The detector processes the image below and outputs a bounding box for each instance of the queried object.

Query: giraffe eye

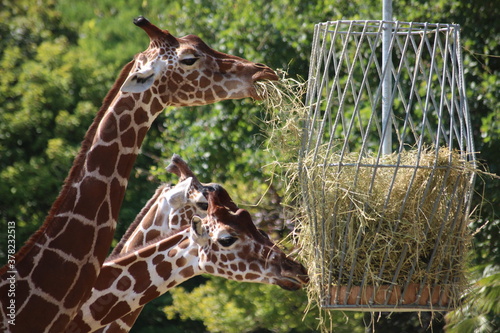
[180,57,198,66]
[196,202,209,211]
[218,236,238,247]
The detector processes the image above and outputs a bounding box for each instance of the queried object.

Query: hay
[297,148,474,302]
[255,76,308,162]
[256,78,478,311]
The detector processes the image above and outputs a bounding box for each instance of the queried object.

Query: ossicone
[133,16,178,46]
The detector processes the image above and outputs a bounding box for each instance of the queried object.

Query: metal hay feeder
[299,20,476,311]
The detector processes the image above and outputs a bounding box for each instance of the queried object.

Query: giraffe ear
[191,215,206,239]
[166,177,193,208]
[120,58,164,93]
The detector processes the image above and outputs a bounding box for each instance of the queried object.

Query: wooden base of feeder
[326,284,451,312]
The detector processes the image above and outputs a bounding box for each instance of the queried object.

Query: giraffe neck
[110,184,170,256]
[0,63,170,332]
[116,178,203,255]
[93,180,202,333]
[119,191,172,253]
[65,228,200,333]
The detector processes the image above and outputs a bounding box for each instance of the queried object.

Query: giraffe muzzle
[276,275,309,291]
[276,258,309,291]
[249,64,279,100]
[252,66,279,82]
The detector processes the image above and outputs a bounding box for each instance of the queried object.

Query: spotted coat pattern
[65,191,309,333]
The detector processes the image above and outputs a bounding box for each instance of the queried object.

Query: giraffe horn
[166,154,196,181]
[207,190,246,227]
[134,16,178,45]
[166,153,209,197]
[165,163,181,178]
[205,183,239,213]
[207,191,224,216]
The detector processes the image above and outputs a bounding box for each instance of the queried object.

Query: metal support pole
[382,0,393,155]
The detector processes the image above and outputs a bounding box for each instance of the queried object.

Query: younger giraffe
[99,154,237,332]
[0,17,278,332]
[114,177,206,255]
[65,190,309,332]
[110,154,226,256]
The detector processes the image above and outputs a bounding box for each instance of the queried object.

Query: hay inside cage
[297,147,474,309]
[257,75,477,311]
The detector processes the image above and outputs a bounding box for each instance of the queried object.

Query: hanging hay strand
[256,76,308,157]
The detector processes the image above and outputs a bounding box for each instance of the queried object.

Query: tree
[164,278,329,333]
[0,0,117,258]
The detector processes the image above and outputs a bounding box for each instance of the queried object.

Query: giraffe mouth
[277,276,308,291]
[251,68,279,100]
[275,257,310,291]
[252,67,279,82]
[276,269,310,291]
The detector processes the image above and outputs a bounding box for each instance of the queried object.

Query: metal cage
[299,21,476,311]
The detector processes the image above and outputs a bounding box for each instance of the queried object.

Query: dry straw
[256,77,479,312]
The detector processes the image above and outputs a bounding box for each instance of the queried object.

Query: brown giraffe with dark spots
[0,17,278,332]
[65,189,309,333]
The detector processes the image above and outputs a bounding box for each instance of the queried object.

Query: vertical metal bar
[382,0,393,154]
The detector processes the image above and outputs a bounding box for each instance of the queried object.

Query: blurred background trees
[1,0,498,331]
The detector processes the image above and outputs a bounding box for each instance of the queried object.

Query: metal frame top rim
[316,20,461,29]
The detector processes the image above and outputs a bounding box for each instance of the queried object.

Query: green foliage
[446,265,500,333]
[164,277,364,333]
[0,0,111,253]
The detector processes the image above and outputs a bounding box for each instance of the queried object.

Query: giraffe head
[115,155,229,255]
[161,176,209,230]
[193,191,309,291]
[167,154,307,289]
[166,153,239,212]
[120,16,279,106]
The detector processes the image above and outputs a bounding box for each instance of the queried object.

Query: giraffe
[113,177,206,255]
[165,154,238,214]
[65,189,309,333]
[0,17,278,332]
[98,154,237,332]
[110,154,231,257]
